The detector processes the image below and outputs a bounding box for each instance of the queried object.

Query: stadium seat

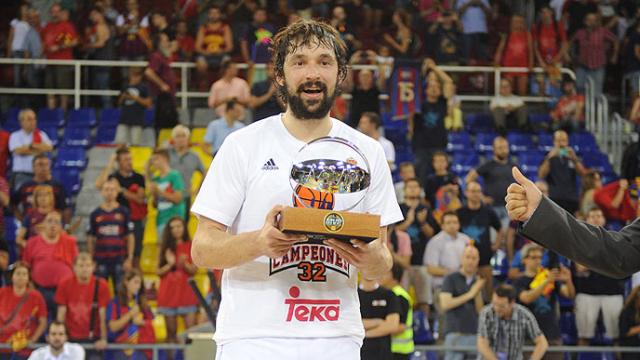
[157,128,173,147]
[100,108,121,127]
[67,108,97,127]
[40,126,59,147]
[474,132,497,155]
[517,151,545,177]
[464,113,494,133]
[95,126,117,144]
[537,132,554,153]
[191,128,207,144]
[54,147,87,169]
[37,108,65,128]
[582,152,613,174]
[178,108,190,125]
[140,243,158,274]
[570,131,598,154]
[191,146,213,170]
[395,149,415,166]
[3,107,20,132]
[451,152,479,177]
[506,132,534,154]
[144,108,155,127]
[447,131,472,152]
[384,128,410,151]
[192,108,216,128]
[129,146,153,174]
[52,167,81,195]
[560,311,577,345]
[528,113,551,130]
[62,127,92,148]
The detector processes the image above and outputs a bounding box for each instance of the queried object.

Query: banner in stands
[389,59,423,121]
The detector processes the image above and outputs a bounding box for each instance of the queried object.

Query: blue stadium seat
[528,113,551,129]
[52,167,81,195]
[447,131,472,152]
[518,151,545,177]
[144,108,155,127]
[3,107,20,132]
[570,131,598,154]
[37,108,65,128]
[537,132,554,153]
[40,126,59,147]
[451,151,479,177]
[54,147,87,169]
[506,132,535,154]
[474,132,497,155]
[582,152,613,174]
[62,127,92,148]
[576,353,615,360]
[465,113,494,133]
[395,149,415,165]
[385,128,410,150]
[67,108,97,127]
[95,126,117,144]
[560,311,577,345]
[100,108,121,127]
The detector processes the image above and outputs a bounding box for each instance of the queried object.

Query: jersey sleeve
[361,142,403,227]
[191,133,247,227]
[386,290,401,316]
[53,280,68,305]
[396,295,410,324]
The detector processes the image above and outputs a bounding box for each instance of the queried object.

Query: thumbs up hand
[505,167,542,222]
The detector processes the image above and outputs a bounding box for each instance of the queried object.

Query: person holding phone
[537,130,588,215]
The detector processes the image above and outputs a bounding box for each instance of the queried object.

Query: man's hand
[94,339,108,351]
[558,266,572,282]
[620,179,629,191]
[257,205,307,258]
[505,167,542,222]
[123,258,133,272]
[470,277,486,296]
[323,238,389,278]
[416,209,427,224]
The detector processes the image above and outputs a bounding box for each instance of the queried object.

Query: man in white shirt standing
[28,321,85,360]
[8,108,53,190]
[191,19,403,360]
[358,111,396,170]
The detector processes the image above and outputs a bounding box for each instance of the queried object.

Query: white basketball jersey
[191,114,403,345]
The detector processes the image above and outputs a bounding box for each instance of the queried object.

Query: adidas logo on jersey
[262,158,279,170]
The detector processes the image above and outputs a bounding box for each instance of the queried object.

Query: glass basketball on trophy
[278,137,381,243]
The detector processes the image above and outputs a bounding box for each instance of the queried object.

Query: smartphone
[559,147,568,157]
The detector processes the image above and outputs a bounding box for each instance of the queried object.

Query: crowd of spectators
[2,0,640,359]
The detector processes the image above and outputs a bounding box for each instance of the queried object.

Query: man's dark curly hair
[270,19,348,93]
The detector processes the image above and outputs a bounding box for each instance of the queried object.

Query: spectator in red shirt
[41,4,78,110]
[16,185,56,251]
[106,269,155,360]
[157,217,198,357]
[55,252,109,359]
[13,154,69,224]
[87,178,134,290]
[174,19,194,62]
[532,6,568,92]
[194,6,233,73]
[494,15,533,96]
[0,262,47,360]
[550,79,585,132]
[22,211,77,318]
[572,12,619,96]
[145,33,178,132]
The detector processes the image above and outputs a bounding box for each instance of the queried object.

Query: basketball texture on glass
[292,185,335,210]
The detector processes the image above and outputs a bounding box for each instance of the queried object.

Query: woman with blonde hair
[16,185,55,249]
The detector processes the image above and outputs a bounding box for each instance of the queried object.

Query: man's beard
[280,80,338,120]
[50,341,64,352]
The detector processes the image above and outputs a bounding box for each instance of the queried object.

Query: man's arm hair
[191,216,262,269]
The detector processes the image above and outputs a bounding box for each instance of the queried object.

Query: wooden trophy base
[279,206,381,243]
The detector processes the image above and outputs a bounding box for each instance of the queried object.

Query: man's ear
[275,72,285,87]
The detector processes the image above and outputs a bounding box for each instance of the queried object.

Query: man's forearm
[530,336,549,360]
[427,265,449,277]
[192,218,262,269]
[477,337,498,360]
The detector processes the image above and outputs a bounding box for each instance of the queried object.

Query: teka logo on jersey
[285,286,340,322]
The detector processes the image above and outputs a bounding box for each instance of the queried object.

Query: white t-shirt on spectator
[9,129,52,173]
[10,19,31,52]
[27,342,85,360]
[115,13,149,28]
[424,230,471,288]
[191,114,403,345]
[378,135,396,169]
[490,95,525,111]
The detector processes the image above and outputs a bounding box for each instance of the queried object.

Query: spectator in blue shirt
[204,100,245,155]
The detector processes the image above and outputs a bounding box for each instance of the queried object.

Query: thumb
[512,166,532,187]
[266,205,285,226]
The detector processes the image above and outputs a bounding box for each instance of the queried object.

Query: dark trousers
[492,107,528,134]
[132,219,145,259]
[36,285,57,322]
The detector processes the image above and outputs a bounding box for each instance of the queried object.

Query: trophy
[279,137,381,243]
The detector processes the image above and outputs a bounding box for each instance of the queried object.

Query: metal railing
[585,76,633,173]
[0,58,575,110]
[0,342,186,360]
